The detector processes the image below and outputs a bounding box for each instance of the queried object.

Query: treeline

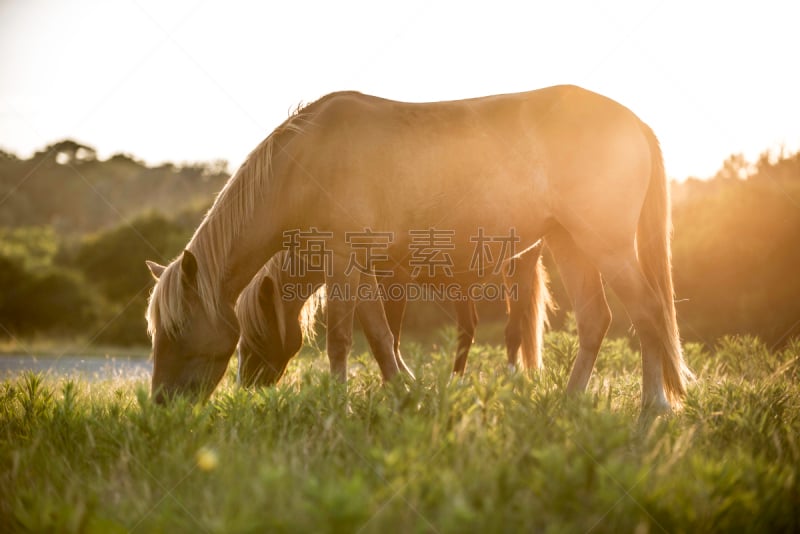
[0,140,228,233]
[670,151,800,346]
[0,140,217,344]
[1,140,798,347]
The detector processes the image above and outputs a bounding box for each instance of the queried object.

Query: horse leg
[325,254,360,382]
[452,296,478,375]
[587,245,672,411]
[381,289,415,378]
[546,228,611,393]
[354,273,401,381]
[504,256,524,369]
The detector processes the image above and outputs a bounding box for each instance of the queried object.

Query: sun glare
[0,1,798,180]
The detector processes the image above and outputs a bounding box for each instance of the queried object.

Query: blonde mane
[146,103,319,338]
[236,252,326,351]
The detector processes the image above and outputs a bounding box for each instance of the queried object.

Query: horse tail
[518,251,553,370]
[637,121,694,404]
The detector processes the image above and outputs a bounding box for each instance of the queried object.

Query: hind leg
[585,244,671,411]
[546,228,611,393]
[504,256,526,369]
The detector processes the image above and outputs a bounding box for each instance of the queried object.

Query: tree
[73,212,189,302]
[0,255,97,337]
[713,153,752,180]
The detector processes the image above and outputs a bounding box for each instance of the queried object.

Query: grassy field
[1,331,798,533]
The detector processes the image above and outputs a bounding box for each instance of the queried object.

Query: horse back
[283,86,652,250]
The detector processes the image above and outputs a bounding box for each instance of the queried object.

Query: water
[0,354,151,381]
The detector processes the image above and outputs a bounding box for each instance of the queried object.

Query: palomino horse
[146,85,693,411]
[235,244,550,387]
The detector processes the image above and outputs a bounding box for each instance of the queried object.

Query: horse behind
[235,245,550,387]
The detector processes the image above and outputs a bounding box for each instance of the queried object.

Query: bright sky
[1,0,798,180]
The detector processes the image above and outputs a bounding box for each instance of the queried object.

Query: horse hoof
[639,400,672,424]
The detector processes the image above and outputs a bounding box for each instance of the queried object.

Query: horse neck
[185,110,318,315]
[277,256,325,331]
[189,203,285,312]
[280,294,306,339]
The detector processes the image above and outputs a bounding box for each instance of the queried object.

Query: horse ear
[146,260,166,280]
[181,249,198,286]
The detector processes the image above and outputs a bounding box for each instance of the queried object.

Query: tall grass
[1,332,798,533]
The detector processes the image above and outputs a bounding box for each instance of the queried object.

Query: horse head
[146,250,239,403]
[237,272,304,387]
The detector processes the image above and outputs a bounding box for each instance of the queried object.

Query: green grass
[1,332,799,533]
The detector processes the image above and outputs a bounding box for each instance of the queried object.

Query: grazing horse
[235,244,550,387]
[235,256,414,387]
[146,85,693,411]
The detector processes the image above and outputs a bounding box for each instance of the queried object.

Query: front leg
[452,296,478,375]
[379,279,414,379]
[355,273,401,381]
[326,253,359,382]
